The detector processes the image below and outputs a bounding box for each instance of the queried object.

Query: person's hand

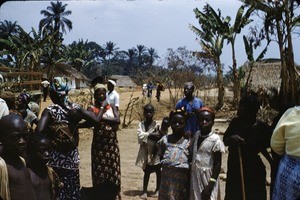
[231,135,246,145]
[201,181,214,200]
[184,131,191,139]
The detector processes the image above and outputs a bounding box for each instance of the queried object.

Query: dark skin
[197,111,222,200]
[78,87,120,130]
[107,82,119,110]
[183,83,195,102]
[167,113,186,144]
[0,115,36,200]
[27,137,53,200]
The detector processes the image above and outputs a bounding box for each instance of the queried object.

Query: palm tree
[122,48,137,74]
[136,45,147,68]
[104,41,119,62]
[190,4,226,110]
[0,20,21,51]
[39,0,72,77]
[146,47,160,68]
[222,5,254,105]
[39,0,72,39]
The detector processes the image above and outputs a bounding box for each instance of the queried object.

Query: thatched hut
[107,75,137,89]
[241,60,282,93]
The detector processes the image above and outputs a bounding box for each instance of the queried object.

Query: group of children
[136,103,224,200]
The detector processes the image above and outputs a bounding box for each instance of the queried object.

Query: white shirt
[106,90,120,107]
[41,80,50,88]
[0,98,9,119]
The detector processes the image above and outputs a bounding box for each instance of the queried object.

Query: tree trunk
[216,57,224,110]
[231,40,240,107]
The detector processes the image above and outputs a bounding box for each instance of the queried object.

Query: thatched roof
[52,63,90,82]
[107,75,137,88]
[241,60,282,92]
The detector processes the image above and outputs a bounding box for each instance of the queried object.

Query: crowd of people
[0,78,298,200]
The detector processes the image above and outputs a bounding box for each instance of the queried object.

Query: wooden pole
[238,145,246,200]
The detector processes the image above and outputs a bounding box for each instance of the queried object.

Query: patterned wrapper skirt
[272,154,300,200]
[92,129,121,199]
[158,166,189,200]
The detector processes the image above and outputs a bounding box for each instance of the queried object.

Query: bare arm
[35,109,51,134]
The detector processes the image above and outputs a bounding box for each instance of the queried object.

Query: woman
[223,95,270,200]
[79,83,121,199]
[35,77,83,200]
[271,106,300,200]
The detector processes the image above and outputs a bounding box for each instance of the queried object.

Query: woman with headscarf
[79,83,121,199]
[35,77,83,200]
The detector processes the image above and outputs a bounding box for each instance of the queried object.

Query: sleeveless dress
[90,105,121,199]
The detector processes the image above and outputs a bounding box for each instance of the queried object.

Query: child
[0,114,36,200]
[190,107,225,200]
[136,104,164,199]
[157,109,191,200]
[27,133,63,200]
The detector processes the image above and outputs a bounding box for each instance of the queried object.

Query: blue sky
[0,0,297,72]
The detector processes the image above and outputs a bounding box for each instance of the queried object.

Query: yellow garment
[271,106,300,156]
[0,157,10,200]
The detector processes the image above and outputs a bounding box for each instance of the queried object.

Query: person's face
[184,84,194,97]
[32,138,52,164]
[170,113,186,133]
[198,111,214,134]
[49,90,67,106]
[4,119,28,155]
[94,88,106,105]
[107,82,114,91]
[144,107,154,121]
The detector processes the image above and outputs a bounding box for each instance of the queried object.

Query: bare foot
[140,192,147,199]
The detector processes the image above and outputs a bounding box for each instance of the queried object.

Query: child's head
[169,109,187,134]
[0,114,28,156]
[143,104,154,121]
[197,107,215,135]
[161,117,170,131]
[27,133,52,165]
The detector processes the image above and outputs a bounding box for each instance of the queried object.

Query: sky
[0,0,298,72]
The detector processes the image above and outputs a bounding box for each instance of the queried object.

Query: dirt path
[40,88,271,200]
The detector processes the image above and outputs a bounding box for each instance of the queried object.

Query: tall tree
[104,41,119,62]
[136,45,147,68]
[190,4,226,110]
[222,5,254,105]
[145,47,160,68]
[0,20,21,51]
[39,0,72,77]
[241,0,300,105]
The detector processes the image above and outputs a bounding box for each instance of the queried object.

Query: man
[41,79,50,102]
[175,82,204,136]
[106,79,120,109]
[0,98,9,119]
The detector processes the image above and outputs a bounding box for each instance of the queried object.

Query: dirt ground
[40,87,271,200]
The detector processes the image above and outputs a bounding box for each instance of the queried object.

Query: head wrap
[93,83,106,92]
[50,77,69,105]
[198,106,215,120]
[108,79,116,86]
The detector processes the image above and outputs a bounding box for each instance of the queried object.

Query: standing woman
[79,83,121,199]
[35,77,83,200]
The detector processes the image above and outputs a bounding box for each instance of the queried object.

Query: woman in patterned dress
[35,77,83,200]
[79,83,121,199]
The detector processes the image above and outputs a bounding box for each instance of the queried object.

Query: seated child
[0,114,36,200]
[27,133,63,200]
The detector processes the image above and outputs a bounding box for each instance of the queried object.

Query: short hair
[0,114,24,142]
[143,104,154,111]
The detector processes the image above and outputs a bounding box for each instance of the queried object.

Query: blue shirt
[175,97,204,135]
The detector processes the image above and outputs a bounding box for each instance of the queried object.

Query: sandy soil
[40,88,271,200]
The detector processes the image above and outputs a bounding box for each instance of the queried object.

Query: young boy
[27,133,63,200]
[136,104,165,199]
[0,114,36,200]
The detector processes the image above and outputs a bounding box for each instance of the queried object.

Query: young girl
[135,104,163,199]
[190,107,225,200]
[157,109,191,200]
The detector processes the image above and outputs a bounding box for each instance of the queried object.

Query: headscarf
[198,106,215,120]
[93,83,106,92]
[50,77,69,105]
